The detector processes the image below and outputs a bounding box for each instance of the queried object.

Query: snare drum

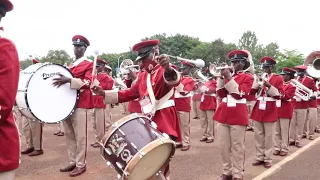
[15,63,79,123]
[101,113,176,180]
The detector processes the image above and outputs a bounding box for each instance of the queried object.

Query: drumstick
[91,50,100,87]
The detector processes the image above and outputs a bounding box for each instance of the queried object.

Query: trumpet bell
[304,51,320,78]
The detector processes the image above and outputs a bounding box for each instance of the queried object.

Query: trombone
[164,55,205,68]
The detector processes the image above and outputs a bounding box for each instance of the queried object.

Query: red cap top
[32,59,40,64]
[282,67,296,73]
[295,65,308,70]
[228,50,249,60]
[96,58,107,65]
[72,35,90,47]
[182,61,194,68]
[260,56,277,64]
[1,0,13,12]
[132,39,160,52]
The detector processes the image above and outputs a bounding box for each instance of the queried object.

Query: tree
[238,31,259,55]
[41,50,72,65]
[19,59,33,70]
[275,49,304,73]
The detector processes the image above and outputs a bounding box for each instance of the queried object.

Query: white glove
[199,85,208,93]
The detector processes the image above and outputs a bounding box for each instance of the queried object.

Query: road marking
[252,135,320,180]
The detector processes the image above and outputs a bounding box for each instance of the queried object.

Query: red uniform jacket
[117,65,182,140]
[192,83,202,101]
[213,72,254,126]
[128,73,142,113]
[93,72,114,108]
[174,75,195,112]
[294,76,317,109]
[0,31,20,172]
[69,58,94,109]
[199,79,217,111]
[250,74,284,122]
[277,82,296,119]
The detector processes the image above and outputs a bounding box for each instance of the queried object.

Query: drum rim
[101,113,147,146]
[123,138,175,180]
[23,62,80,124]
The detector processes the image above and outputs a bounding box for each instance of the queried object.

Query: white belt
[174,91,193,98]
[222,95,246,104]
[157,99,175,110]
[205,93,216,97]
[257,97,276,101]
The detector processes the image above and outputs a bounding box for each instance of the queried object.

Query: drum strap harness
[146,73,174,117]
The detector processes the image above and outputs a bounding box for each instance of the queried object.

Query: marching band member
[192,87,201,119]
[302,72,318,140]
[121,64,142,113]
[90,58,114,148]
[214,50,254,180]
[251,56,283,168]
[21,59,44,156]
[199,72,216,143]
[174,61,195,151]
[289,65,315,147]
[316,81,320,133]
[246,85,256,132]
[54,122,64,136]
[274,67,296,156]
[92,39,181,180]
[0,1,20,179]
[53,35,93,177]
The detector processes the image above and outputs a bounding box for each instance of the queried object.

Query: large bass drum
[15,63,79,123]
[100,113,176,180]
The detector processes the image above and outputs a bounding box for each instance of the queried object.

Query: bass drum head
[125,139,175,180]
[16,63,45,120]
[26,63,78,123]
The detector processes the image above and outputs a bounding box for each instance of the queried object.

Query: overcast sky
[2,0,319,60]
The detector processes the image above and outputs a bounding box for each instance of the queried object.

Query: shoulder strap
[146,73,174,115]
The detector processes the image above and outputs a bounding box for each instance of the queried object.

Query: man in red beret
[90,58,114,148]
[289,65,317,147]
[198,67,217,144]
[213,50,254,180]
[273,67,296,156]
[0,0,20,179]
[250,56,284,168]
[119,60,142,114]
[52,35,93,177]
[174,61,196,151]
[92,39,181,179]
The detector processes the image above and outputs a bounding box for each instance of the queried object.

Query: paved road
[264,140,320,180]
[15,105,319,180]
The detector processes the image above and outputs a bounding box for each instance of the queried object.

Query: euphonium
[291,79,313,101]
[194,69,209,82]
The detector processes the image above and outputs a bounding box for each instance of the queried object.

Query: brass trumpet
[209,64,234,77]
[257,73,269,86]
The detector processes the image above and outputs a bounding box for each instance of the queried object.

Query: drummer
[92,39,181,180]
[52,35,93,177]
[21,59,44,157]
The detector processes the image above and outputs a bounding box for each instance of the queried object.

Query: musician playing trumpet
[213,50,254,180]
[274,67,296,156]
[250,56,284,168]
[290,65,318,144]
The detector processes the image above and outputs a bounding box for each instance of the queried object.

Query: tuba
[119,59,139,74]
[291,79,313,101]
[304,51,320,78]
